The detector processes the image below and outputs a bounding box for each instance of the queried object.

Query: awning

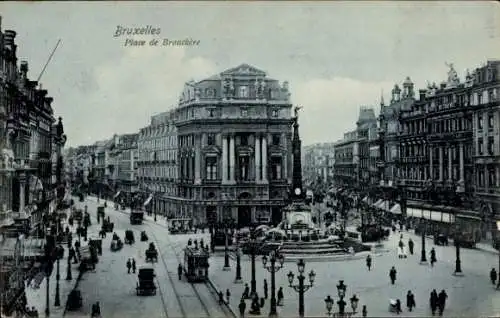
[406,208,455,223]
[362,196,369,203]
[113,191,121,199]
[143,194,153,206]
[390,204,401,215]
[380,201,391,212]
[373,199,383,208]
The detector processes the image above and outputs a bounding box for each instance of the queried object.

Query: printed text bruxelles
[114,25,161,37]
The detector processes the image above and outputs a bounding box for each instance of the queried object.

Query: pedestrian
[218,290,225,305]
[242,283,250,299]
[430,289,438,315]
[69,247,75,263]
[178,263,183,280]
[126,259,132,274]
[132,259,136,273]
[362,305,367,317]
[239,298,246,317]
[263,279,268,299]
[430,248,437,267]
[226,289,231,304]
[408,238,414,255]
[395,299,402,314]
[389,266,397,285]
[438,290,447,316]
[259,297,265,308]
[406,290,416,312]
[366,254,372,271]
[277,287,284,306]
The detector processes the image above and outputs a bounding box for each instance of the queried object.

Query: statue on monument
[294,106,302,118]
[445,62,459,85]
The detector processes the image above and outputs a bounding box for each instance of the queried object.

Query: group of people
[24,306,39,317]
[390,290,416,314]
[126,258,137,274]
[236,281,285,317]
[430,289,448,316]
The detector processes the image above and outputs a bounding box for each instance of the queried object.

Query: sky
[2,1,499,147]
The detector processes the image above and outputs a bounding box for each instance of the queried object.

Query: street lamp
[234,244,242,283]
[223,222,231,271]
[245,228,260,297]
[325,281,359,317]
[453,221,463,276]
[287,259,316,318]
[54,245,62,307]
[262,251,285,317]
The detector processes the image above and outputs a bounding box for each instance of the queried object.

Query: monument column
[261,135,268,183]
[255,135,261,182]
[222,135,228,183]
[229,135,235,183]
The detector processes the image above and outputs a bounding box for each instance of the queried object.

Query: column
[448,145,453,180]
[282,133,288,180]
[194,135,201,185]
[485,165,489,190]
[261,136,268,183]
[19,173,26,213]
[229,135,235,183]
[222,136,228,183]
[439,146,443,181]
[459,143,464,182]
[255,136,261,182]
[429,145,433,180]
[495,166,499,187]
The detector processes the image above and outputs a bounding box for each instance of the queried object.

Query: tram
[183,246,210,283]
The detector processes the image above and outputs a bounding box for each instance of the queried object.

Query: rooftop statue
[445,62,460,86]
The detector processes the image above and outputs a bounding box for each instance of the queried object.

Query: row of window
[139,149,177,162]
[477,113,497,130]
[140,125,175,138]
[476,167,499,188]
[137,166,178,179]
[477,136,497,156]
[398,166,470,182]
[140,182,177,196]
[426,87,498,112]
[138,136,177,151]
[400,144,474,160]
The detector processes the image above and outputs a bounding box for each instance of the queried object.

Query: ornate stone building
[137,110,177,215]
[116,133,138,197]
[356,107,378,192]
[333,130,359,190]
[470,60,500,241]
[303,142,335,188]
[170,64,293,227]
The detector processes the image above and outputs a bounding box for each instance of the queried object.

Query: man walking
[366,255,372,271]
[126,259,132,274]
[178,264,183,280]
[132,258,136,274]
[389,266,397,285]
[408,238,414,255]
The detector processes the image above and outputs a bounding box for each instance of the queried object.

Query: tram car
[183,246,210,283]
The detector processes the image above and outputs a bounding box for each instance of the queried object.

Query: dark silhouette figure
[132,259,136,273]
[263,279,268,299]
[430,248,437,267]
[226,289,231,304]
[395,299,402,314]
[178,264,183,280]
[490,268,497,285]
[406,290,416,312]
[277,287,284,306]
[430,289,438,315]
[218,291,225,305]
[389,266,397,284]
[366,255,372,271]
[438,290,447,316]
[362,305,367,317]
[126,259,131,274]
[408,238,414,255]
[239,298,246,317]
[242,283,250,299]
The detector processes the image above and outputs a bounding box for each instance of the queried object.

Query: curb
[206,278,238,318]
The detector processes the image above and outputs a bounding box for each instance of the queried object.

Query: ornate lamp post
[223,221,231,271]
[44,228,55,317]
[453,222,463,276]
[54,245,62,306]
[287,259,316,318]
[234,244,242,283]
[65,253,72,281]
[246,228,260,297]
[325,287,359,318]
[262,251,285,317]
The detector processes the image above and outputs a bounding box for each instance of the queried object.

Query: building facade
[470,60,500,241]
[333,130,359,190]
[137,110,178,215]
[117,133,139,196]
[168,64,293,227]
[303,142,335,188]
[356,107,378,192]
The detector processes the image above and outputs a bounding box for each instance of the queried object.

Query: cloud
[68,45,217,145]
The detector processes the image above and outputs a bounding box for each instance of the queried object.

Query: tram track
[147,223,215,318]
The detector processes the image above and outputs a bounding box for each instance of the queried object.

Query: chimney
[440,82,446,89]
[419,89,426,100]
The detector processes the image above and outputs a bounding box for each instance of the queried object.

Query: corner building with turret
[170,64,294,227]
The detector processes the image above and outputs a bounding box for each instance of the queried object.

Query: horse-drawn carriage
[80,245,98,271]
[145,243,158,262]
[125,230,135,245]
[136,266,157,296]
[183,245,210,282]
[140,231,148,242]
[111,233,123,251]
[89,237,103,255]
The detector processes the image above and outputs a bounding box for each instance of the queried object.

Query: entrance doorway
[271,207,282,226]
[206,206,217,225]
[237,206,252,228]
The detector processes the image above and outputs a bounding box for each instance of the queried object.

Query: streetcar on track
[183,246,209,282]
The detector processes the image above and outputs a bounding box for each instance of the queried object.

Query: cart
[145,243,158,262]
[140,231,148,242]
[136,266,157,296]
[125,230,135,245]
[183,245,210,282]
[130,210,144,225]
[89,237,103,255]
[102,219,114,233]
[111,238,123,251]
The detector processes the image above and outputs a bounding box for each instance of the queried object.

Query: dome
[403,76,413,85]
